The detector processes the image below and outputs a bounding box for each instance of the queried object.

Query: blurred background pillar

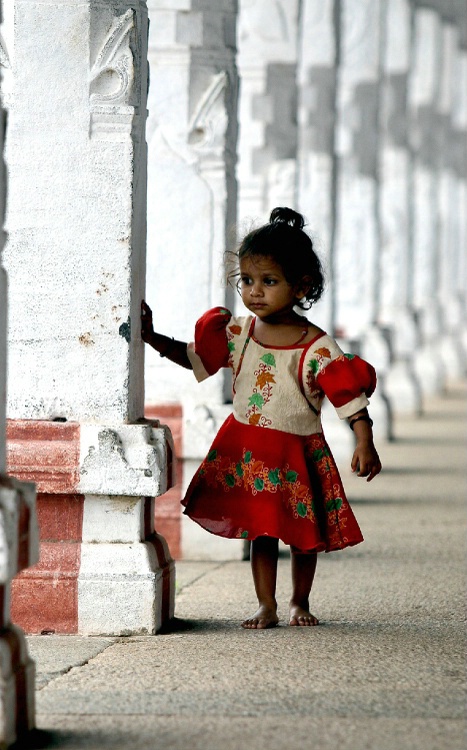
[236,0,300,226]
[296,0,337,335]
[378,0,421,414]
[409,9,445,396]
[333,0,390,439]
[145,0,240,560]
[436,23,466,377]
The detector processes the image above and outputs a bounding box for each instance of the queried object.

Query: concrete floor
[24,382,466,750]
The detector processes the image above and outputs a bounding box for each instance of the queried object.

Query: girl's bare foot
[289,603,319,626]
[242,604,279,629]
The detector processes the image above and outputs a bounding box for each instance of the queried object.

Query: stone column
[334,0,390,439]
[237,0,300,225]
[296,0,337,334]
[436,24,466,376]
[2,0,174,634]
[453,51,467,360]
[409,8,445,395]
[145,1,240,560]
[334,0,381,338]
[0,0,39,741]
[378,0,421,413]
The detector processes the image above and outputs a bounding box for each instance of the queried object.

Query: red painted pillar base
[145,404,183,559]
[7,418,175,635]
[7,421,82,634]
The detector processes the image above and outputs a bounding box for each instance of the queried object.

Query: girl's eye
[263,278,277,286]
[240,276,252,286]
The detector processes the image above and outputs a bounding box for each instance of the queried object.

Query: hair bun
[269,207,305,230]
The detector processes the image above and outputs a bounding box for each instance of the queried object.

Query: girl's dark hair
[229,207,324,309]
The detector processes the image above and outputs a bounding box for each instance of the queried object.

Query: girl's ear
[295,276,312,301]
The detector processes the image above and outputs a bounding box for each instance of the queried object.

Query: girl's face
[238,255,306,322]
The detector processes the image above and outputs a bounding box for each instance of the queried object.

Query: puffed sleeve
[317,353,377,419]
[186,307,232,382]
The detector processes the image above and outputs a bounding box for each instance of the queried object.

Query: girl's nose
[250,282,263,297]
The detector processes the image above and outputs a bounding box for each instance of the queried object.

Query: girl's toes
[289,606,319,626]
[242,618,258,629]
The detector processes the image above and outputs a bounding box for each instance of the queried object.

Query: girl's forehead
[240,255,284,275]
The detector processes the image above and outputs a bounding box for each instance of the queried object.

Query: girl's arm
[347,409,382,482]
[141,300,193,370]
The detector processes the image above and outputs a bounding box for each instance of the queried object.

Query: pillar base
[385,360,422,415]
[78,535,174,636]
[7,420,175,635]
[0,624,35,747]
[413,345,446,397]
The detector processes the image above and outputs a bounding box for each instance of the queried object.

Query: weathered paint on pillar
[0,1,39,740]
[3,0,175,634]
[4,0,147,423]
[237,0,300,226]
[145,1,241,560]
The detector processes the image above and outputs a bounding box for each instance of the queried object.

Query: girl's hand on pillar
[141,300,154,343]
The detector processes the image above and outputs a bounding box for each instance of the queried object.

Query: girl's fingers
[351,452,359,473]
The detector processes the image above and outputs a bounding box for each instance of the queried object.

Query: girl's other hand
[351,441,382,482]
[141,300,154,343]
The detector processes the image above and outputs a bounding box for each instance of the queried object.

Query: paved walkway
[23,383,466,750]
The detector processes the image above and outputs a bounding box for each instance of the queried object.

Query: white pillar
[145,0,238,405]
[409,9,445,395]
[145,0,241,560]
[436,25,465,377]
[296,0,336,334]
[452,51,467,361]
[3,0,174,635]
[334,0,390,439]
[237,0,300,227]
[334,0,381,338]
[378,0,421,413]
[1,1,39,741]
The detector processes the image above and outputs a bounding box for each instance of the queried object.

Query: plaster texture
[2,0,148,424]
[24,383,467,749]
[78,422,173,497]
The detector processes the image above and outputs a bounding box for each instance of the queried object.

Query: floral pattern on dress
[305,346,331,400]
[304,434,356,549]
[195,433,354,538]
[197,445,318,523]
[245,353,277,427]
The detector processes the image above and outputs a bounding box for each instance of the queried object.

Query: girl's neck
[253,314,320,347]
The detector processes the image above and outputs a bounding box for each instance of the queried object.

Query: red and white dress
[183,307,377,553]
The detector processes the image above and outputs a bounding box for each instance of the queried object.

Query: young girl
[141,207,381,630]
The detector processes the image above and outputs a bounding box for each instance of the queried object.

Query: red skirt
[182,415,363,553]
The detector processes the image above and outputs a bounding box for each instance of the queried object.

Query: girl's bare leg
[289,550,319,626]
[242,536,280,629]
